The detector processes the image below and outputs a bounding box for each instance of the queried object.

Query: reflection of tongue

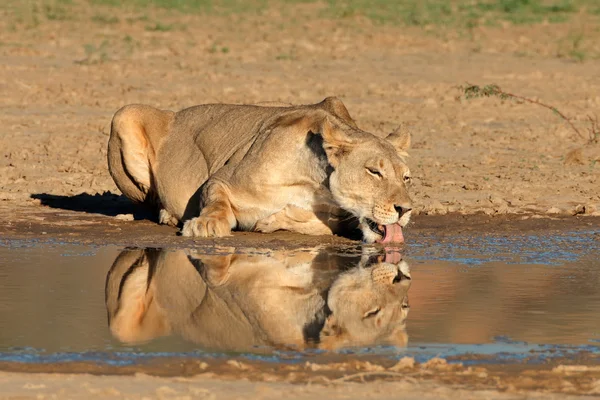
[381,223,404,244]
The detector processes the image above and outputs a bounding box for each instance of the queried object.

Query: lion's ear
[317,97,358,129]
[312,116,356,168]
[386,125,411,154]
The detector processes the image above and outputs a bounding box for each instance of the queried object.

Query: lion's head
[297,106,413,243]
[320,257,411,349]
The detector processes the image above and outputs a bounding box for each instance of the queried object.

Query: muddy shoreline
[1,198,598,249]
[1,353,600,397]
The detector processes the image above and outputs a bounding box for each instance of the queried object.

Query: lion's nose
[394,205,412,218]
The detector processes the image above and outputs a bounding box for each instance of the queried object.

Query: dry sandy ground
[1,2,600,398]
[1,2,600,222]
[0,371,596,400]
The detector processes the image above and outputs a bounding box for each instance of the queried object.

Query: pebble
[114,214,134,221]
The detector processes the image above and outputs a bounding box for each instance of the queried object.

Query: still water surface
[0,230,598,364]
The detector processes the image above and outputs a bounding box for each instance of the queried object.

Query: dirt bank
[1,355,600,399]
[1,2,599,226]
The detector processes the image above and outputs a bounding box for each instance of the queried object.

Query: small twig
[307,375,332,386]
[459,83,593,143]
[587,114,600,143]
[330,371,419,384]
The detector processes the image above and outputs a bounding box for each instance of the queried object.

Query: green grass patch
[145,22,174,31]
[2,0,599,29]
[88,0,269,14]
[208,42,230,53]
[42,0,73,21]
[77,39,111,64]
[85,0,598,28]
[322,0,593,27]
[91,13,119,23]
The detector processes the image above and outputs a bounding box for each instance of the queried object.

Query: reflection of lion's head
[320,260,411,349]
[105,247,411,352]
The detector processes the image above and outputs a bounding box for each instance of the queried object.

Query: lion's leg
[180,182,236,238]
[254,206,335,236]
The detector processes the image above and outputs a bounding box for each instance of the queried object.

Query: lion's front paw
[181,216,232,238]
[159,209,179,227]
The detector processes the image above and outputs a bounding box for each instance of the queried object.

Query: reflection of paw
[158,209,179,227]
[181,216,232,238]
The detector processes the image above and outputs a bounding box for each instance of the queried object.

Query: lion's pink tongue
[381,223,404,244]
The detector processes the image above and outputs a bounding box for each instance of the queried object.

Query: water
[0,230,599,366]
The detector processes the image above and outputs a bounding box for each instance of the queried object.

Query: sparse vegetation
[76,39,110,65]
[3,0,599,29]
[208,42,230,54]
[557,32,588,62]
[458,83,600,144]
[42,0,72,21]
[91,13,119,24]
[275,51,296,61]
[319,0,595,28]
[145,22,174,31]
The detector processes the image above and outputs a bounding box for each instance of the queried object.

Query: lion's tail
[107,104,173,207]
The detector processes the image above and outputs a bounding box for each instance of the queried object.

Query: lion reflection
[104,247,411,352]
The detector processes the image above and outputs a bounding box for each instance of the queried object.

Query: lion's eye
[403,175,412,183]
[366,168,383,178]
[363,307,381,319]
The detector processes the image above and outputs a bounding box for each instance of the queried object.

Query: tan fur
[107,97,412,242]
[105,247,411,351]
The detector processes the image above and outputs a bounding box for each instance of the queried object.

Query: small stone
[389,357,415,371]
[361,361,385,372]
[564,148,586,165]
[496,204,511,214]
[546,207,562,214]
[489,194,507,206]
[115,214,134,221]
[421,357,461,371]
[0,192,17,201]
[573,204,586,215]
[430,200,447,215]
[226,360,250,370]
[462,182,480,191]
[197,362,208,370]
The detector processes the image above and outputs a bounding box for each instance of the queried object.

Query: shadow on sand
[30,192,154,221]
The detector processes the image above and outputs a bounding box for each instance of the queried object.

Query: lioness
[105,247,412,351]
[107,97,412,243]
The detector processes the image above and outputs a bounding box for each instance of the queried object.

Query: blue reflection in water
[408,230,600,265]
